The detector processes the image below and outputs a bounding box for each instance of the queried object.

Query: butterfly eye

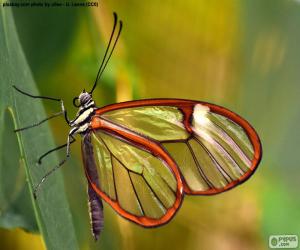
[73,97,81,107]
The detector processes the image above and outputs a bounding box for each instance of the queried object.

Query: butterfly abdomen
[88,184,104,241]
[82,133,104,240]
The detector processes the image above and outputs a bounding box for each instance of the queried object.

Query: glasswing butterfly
[13,12,262,240]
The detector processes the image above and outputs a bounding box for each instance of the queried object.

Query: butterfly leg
[12,85,71,130]
[14,111,64,132]
[37,136,76,165]
[33,134,75,199]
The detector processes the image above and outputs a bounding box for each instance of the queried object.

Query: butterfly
[14,12,262,241]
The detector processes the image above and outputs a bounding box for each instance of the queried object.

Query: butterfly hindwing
[82,116,183,227]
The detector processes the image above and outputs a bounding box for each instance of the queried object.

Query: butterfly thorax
[69,91,96,135]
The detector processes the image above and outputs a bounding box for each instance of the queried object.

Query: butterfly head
[73,90,94,108]
[79,90,92,105]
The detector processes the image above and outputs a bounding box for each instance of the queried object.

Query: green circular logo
[271,237,278,246]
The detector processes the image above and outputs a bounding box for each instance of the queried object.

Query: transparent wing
[82,123,183,227]
[95,99,262,195]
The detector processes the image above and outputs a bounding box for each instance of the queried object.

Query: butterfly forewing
[95,99,262,197]
[102,106,189,141]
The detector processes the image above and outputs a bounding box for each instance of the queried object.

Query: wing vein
[192,136,232,183]
[143,176,168,210]
[186,140,214,188]
[208,116,252,166]
[193,132,245,177]
[98,133,145,215]
[128,171,146,216]
[97,134,119,202]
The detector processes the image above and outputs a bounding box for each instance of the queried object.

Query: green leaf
[0,107,37,232]
[0,7,79,250]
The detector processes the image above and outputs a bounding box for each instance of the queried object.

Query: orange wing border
[94,98,262,196]
[85,116,184,227]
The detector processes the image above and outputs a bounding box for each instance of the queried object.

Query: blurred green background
[1,0,300,249]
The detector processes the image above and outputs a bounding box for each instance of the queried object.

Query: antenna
[90,12,123,94]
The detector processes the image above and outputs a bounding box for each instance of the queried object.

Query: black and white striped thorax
[69,91,97,135]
